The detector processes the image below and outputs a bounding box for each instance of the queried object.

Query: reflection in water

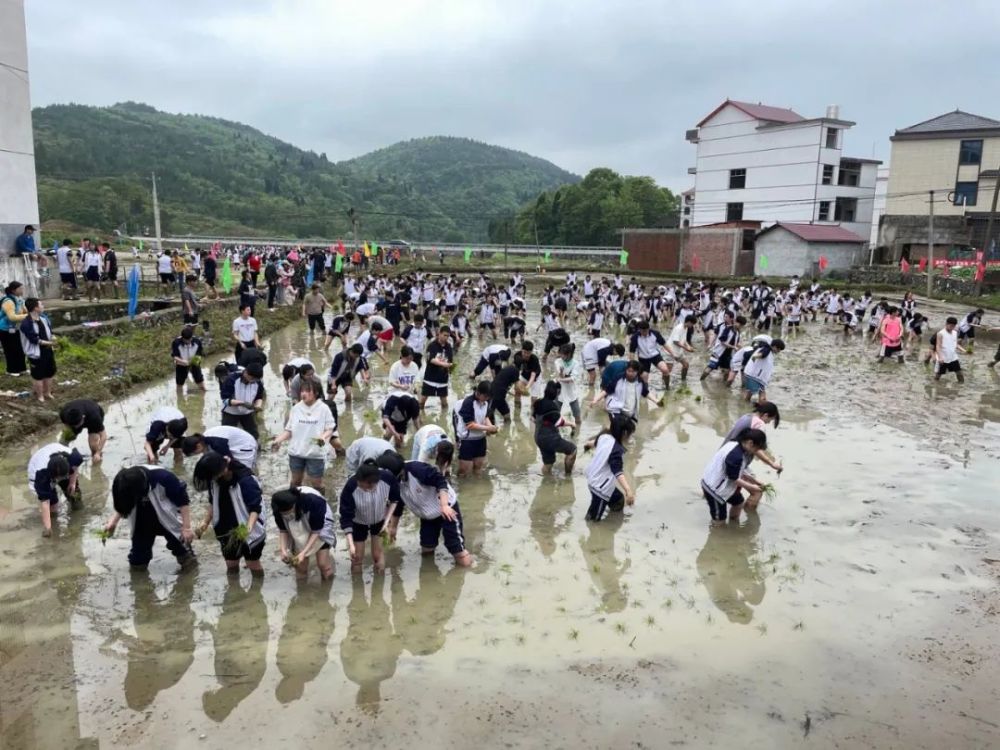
[274,583,336,704]
[695,512,765,624]
[202,579,268,721]
[123,570,197,710]
[340,576,402,712]
[579,513,629,613]
[391,557,465,657]
[529,476,574,558]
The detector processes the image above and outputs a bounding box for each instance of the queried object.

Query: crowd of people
[20,261,998,581]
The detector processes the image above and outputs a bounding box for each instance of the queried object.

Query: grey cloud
[25,0,1000,192]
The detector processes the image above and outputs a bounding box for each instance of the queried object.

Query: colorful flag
[334,252,343,272]
[818,255,829,270]
[464,247,473,263]
[691,254,701,271]
[127,264,140,320]
[544,250,552,263]
[758,254,769,270]
[306,264,315,286]
[138,239,144,251]
[619,249,629,267]
[221,258,233,293]
[900,258,911,274]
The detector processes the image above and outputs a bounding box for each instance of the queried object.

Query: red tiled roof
[697,99,804,127]
[758,222,864,243]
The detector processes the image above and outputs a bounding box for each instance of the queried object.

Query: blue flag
[127,264,140,319]
[306,263,315,286]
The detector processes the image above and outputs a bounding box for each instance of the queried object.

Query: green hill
[32,102,579,242]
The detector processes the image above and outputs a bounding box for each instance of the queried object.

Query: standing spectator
[231,304,260,362]
[56,239,78,300]
[171,250,189,295]
[238,270,257,315]
[203,250,219,300]
[302,283,329,335]
[264,256,280,310]
[14,224,36,257]
[157,251,175,296]
[82,243,104,301]
[0,281,29,376]
[102,242,120,299]
[182,275,202,329]
[19,298,57,402]
[247,250,262,286]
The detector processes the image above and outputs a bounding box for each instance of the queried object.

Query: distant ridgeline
[32,102,580,242]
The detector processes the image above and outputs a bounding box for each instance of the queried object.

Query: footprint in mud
[849,563,878,575]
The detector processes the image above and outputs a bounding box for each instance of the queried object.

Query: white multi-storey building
[687,99,880,242]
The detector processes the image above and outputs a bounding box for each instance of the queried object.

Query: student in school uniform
[272,487,336,581]
[20,298,58,403]
[193,451,267,575]
[327,343,367,402]
[220,361,266,439]
[102,465,196,569]
[957,309,984,352]
[382,391,422,448]
[629,320,674,390]
[584,415,636,521]
[281,358,316,401]
[378,451,473,567]
[470,343,511,380]
[934,316,967,383]
[182,425,259,469]
[700,428,768,525]
[323,311,355,351]
[171,325,206,391]
[27,442,84,537]
[411,424,454,470]
[59,398,108,461]
[553,343,583,427]
[339,463,402,573]
[400,314,430,368]
[452,380,498,476]
[344,436,396,475]
[532,380,577,475]
[741,338,785,403]
[582,338,624,386]
[231,305,261,363]
[388,346,420,394]
[419,326,455,412]
[143,406,189,464]
[270,378,336,490]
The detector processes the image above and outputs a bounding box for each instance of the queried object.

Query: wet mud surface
[1,307,999,749]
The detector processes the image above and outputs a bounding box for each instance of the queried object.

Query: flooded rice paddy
[2,306,1000,749]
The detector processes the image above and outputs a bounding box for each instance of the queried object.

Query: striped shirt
[339,469,401,528]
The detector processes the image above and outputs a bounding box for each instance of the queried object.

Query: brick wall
[622,230,680,272]
[680,230,740,275]
[622,228,742,275]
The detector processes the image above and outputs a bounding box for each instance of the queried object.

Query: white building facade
[0,0,39,253]
[687,100,879,242]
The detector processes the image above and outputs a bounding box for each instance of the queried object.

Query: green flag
[334,252,343,272]
[464,247,473,263]
[544,250,552,263]
[138,239,143,251]
[221,257,233,293]
[758,254,769,270]
[619,249,629,267]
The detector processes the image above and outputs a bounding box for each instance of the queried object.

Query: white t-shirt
[937,329,959,363]
[157,254,173,273]
[668,322,687,347]
[389,360,420,393]
[57,246,73,274]
[232,316,258,343]
[554,357,581,403]
[284,400,336,459]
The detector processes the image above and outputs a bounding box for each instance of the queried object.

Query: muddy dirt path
[1,307,999,749]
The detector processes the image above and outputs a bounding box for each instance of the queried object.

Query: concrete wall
[877,214,968,261]
[755,229,864,277]
[0,0,39,255]
[886,135,1000,215]
[870,166,890,245]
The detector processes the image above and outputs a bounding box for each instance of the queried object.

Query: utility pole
[975,172,1000,296]
[151,172,163,253]
[347,207,360,257]
[926,190,934,298]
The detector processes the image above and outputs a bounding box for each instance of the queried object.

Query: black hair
[46,453,71,480]
[626,359,642,372]
[166,418,188,439]
[946,316,958,325]
[349,343,363,355]
[752,402,780,428]
[112,466,149,517]
[543,380,561,400]
[559,342,575,358]
[300,378,324,400]
[4,281,23,295]
[24,297,41,313]
[193,451,227,492]
[355,463,380,484]
[735,315,748,326]
[375,449,405,476]
[271,488,303,519]
[612,343,626,356]
[244,362,264,379]
[736,427,767,450]
[521,340,534,352]
[436,440,454,467]
[605,414,637,444]
[475,380,493,397]
[770,338,786,352]
[281,364,296,381]
[214,362,231,380]
[400,345,413,358]
[62,407,84,427]
[181,434,205,456]
[180,326,194,340]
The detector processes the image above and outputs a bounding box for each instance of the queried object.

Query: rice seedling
[189,355,203,368]
[223,523,249,556]
[645,615,656,627]
[59,427,76,445]
[756,623,768,636]
[515,634,526,646]
[93,528,112,545]
[568,628,579,640]
[760,483,778,502]
[793,620,805,631]
[663,598,674,609]
[614,622,627,634]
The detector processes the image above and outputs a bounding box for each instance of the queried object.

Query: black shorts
[307,313,324,331]
[175,364,205,385]
[85,267,100,282]
[958,328,975,340]
[218,535,265,562]
[28,349,56,380]
[60,272,77,287]
[479,322,496,330]
[183,314,199,326]
[786,320,800,328]
[536,429,576,465]
[703,487,743,521]
[638,354,663,373]
[421,383,448,398]
[332,373,354,389]
[458,438,487,461]
[350,519,385,542]
[387,418,410,435]
[159,272,175,284]
[880,344,903,357]
[937,360,961,374]
[106,270,119,281]
[488,395,511,419]
[418,503,465,554]
[205,275,217,287]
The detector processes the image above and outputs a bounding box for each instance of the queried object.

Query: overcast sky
[24,0,1000,192]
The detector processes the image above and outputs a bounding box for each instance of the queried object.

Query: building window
[838,160,861,187]
[726,202,744,222]
[741,229,755,252]
[822,165,834,185]
[683,206,690,215]
[729,168,746,189]
[834,197,857,222]
[954,181,978,206]
[825,128,839,148]
[818,201,831,221]
[959,140,983,165]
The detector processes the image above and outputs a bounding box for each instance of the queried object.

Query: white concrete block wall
[756,230,863,277]
[0,0,40,254]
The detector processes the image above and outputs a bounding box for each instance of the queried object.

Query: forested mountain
[32,102,578,241]
[489,167,679,246]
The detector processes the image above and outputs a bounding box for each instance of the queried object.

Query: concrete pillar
[0,0,40,253]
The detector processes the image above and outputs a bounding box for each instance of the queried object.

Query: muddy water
[2,308,1000,749]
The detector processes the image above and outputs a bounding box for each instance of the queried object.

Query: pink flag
[818,255,828,270]
[691,254,701,271]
